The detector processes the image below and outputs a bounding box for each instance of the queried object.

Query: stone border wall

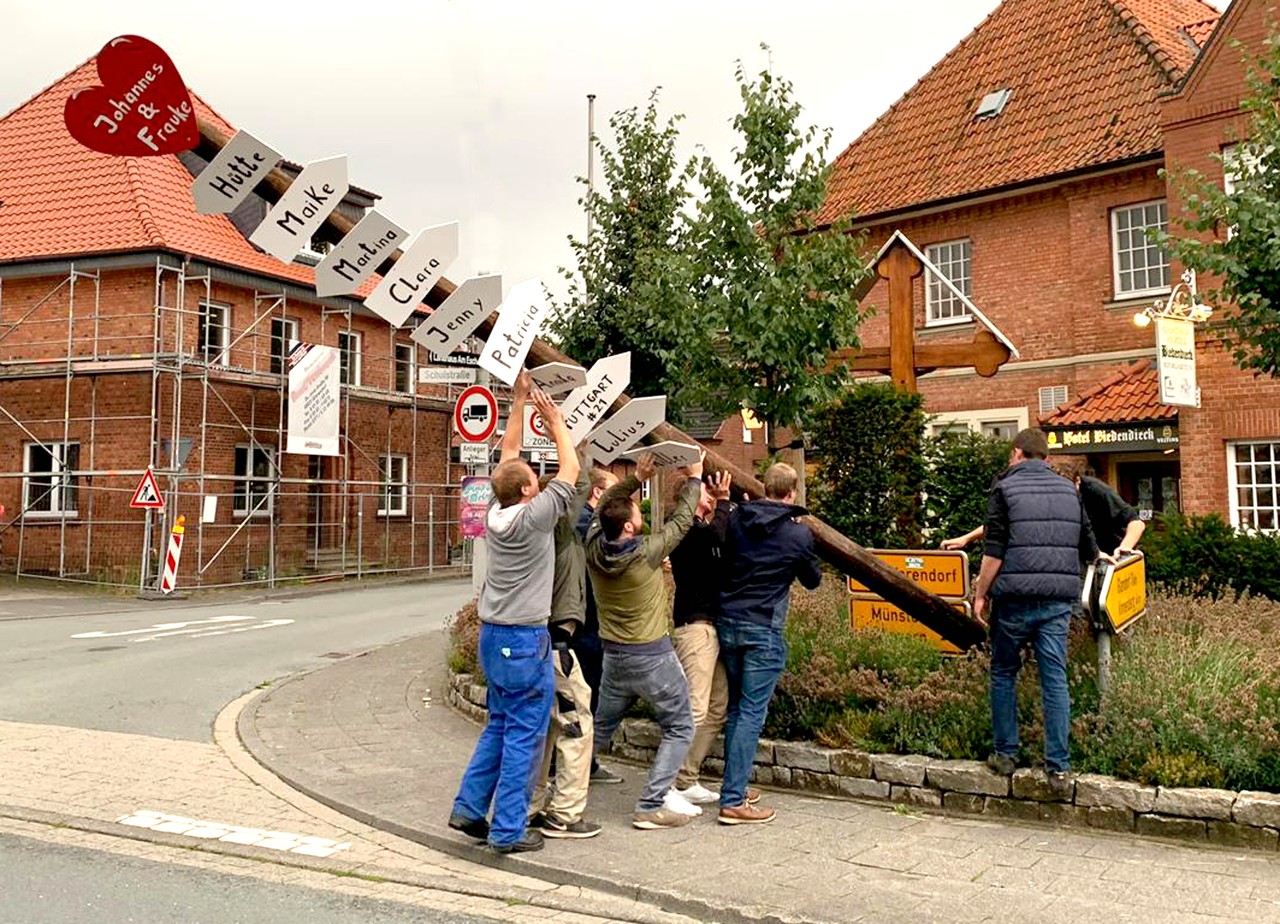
[447,671,1280,852]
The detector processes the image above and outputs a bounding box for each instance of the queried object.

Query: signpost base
[1096,629,1112,696]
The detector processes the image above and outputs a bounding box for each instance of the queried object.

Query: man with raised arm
[585,451,703,830]
[448,371,580,855]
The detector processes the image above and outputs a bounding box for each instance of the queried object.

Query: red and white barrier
[160,514,186,595]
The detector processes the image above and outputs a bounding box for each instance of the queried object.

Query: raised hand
[635,451,657,483]
[530,387,563,427]
[708,469,732,500]
[513,369,532,400]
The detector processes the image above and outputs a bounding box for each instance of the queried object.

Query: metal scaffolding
[0,255,469,591]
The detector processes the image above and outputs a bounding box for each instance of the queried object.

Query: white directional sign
[250,156,349,263]
[620,440,701,469]
[418,366,477,385]
[584,396,666,464]
[523,405,556,452]
[365,222,460,328]
[191,130,282,214]
[562,352,632,443]
[530,362,586,397]
[479,278,551,386]
[314,210,407,297]
[411,274,501,359]
[459,442,490,465]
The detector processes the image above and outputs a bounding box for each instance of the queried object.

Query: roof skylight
[975,88,1012,120]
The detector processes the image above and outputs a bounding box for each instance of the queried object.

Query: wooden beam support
[829,329,1011,378]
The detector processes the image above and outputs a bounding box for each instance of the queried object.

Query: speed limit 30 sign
[454,385,498,442]
[524,404,555,452]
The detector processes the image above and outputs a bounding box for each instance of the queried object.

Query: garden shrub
[1144,512,1280,601]
[921,429,1011,558]
[448,597,481,679]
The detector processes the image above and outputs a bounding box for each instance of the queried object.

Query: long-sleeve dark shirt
[669,500,733,627]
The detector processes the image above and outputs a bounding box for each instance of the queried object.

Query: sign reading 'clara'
[64,35,197,157]
[365,223,460,328]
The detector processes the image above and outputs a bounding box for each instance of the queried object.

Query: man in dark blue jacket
[716,463,821,825]
[973,428,1101,791]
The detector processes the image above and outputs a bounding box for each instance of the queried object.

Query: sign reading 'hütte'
[192,130,282,214]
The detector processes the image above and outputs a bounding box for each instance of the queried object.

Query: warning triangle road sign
[130,469,165,509]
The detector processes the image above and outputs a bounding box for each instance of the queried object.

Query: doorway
[1116,461,1180,522]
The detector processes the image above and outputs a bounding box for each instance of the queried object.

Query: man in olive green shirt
[585,451,703,830]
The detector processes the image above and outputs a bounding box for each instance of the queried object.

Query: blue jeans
[989,599,1072,773]
[592,646,693,813]
[452,623,554,847]
[718,620,788,809]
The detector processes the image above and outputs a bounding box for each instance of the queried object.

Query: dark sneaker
[1047,770,1075,798]
[447,812,489,841]
[590,764,624,785]
[632,808,691,830]
[533,814,603,839]
[491,830,545,854]
[719,803,776,825]
[986,753,1016,776]
[746,787,762,805]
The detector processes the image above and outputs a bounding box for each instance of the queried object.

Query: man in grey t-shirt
[450,372,580,854]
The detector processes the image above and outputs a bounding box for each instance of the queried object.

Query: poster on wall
[459,476,493,539]
[286,343,341,456]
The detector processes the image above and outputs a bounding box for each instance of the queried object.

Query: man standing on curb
[716,463,821,826]
[586,452,703,830]
[448,372,580,854]
[527,460,603,840]
[973,428,1102,793]
[669,470,733,806]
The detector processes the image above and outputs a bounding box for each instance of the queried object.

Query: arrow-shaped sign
[479,278,551,386]
[562,353,631,443]
[410,273,501,358]
[620,440,701,469]
[365,222,460,328]
[191,129,282,214]
[314,210,407,297]
[529,362,586,397]
[584,396,666,464]
[250,155,349,263]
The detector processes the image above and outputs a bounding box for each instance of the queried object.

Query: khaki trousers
[529,646,593,824]
[673,621,727,789]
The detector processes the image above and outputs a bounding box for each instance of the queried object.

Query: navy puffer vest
[992,461,1086,602]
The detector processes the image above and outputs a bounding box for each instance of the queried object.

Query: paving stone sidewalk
[241,628,1280,924]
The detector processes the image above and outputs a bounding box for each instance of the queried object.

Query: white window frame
[22,441,79,518]
[270,317,300,376]
[233,444,274,518]
[199,301,232,366]
[379,454,409,517]
[928,406,1030,439]
[338,330,362,387]
[924,239,973,326]
[393,342,416,394]
[1110,200,1171,299]
[1227,439,1280,534]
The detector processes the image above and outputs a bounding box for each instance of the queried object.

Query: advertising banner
[286,344,341,456]
[459,476,493,539]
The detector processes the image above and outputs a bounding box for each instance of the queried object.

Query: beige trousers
[673,621,728,789]
[529,646,593,824]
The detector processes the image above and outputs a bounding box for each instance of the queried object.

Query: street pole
[471,352,490,596]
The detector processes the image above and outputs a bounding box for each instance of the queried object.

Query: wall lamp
[1133,269,1214,327]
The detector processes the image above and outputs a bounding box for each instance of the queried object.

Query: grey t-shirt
[479,478,575,627]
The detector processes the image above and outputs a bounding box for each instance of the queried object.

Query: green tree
[550,93,710,417]
[922,429,1011,562]
[1160,36,1280,378]
[688,50,874,454]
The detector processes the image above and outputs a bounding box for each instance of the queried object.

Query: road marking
[116,810,350,858]
[71,615,294,644]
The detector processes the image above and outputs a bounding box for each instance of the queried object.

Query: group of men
[449,371,820,852]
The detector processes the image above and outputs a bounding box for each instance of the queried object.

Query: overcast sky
[1,0,1223,302]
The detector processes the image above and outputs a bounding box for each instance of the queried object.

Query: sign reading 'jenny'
[365,223,461,328]
[314,210,407,297]
[249,156,349,263]
[584,395,666,464]
[562,352,632,443]
[191,129,282,214]
[411,273,501,359]
[479,279,551,386]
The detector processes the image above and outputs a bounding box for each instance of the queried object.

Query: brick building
[820,0,1280,532]
[0,61,462,587]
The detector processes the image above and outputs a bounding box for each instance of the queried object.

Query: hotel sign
[1156,316,1197,408]
[1044,422,1178,454]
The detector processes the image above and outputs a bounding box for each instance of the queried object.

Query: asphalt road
[0,580,473,741]
[0,831,505,924]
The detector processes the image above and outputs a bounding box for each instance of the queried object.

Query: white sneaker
[676,783,721,805]
[663,789,703,816]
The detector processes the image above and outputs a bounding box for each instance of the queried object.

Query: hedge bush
[1144,512,1280,601]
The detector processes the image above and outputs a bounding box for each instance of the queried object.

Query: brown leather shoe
[719,803,776,825]
[746,787,762,805]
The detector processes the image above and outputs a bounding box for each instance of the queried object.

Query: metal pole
[471,362,491,596]
[586,93,596,245]
[428,493,435,575]
[357,497,364,579]
[1096,630,1112,696]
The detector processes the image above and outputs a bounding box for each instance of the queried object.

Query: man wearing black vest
[973,428,1102,791]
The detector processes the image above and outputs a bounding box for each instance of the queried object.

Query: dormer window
[975,88,1012,120]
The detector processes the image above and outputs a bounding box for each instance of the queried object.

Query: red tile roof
[818,0,1220,225]
[1040,360,1178,426]
[0,59,367,294]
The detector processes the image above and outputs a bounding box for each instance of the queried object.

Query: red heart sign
[63,35,197,157]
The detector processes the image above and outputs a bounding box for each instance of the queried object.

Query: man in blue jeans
[973,428,1103,793]
[716,463,821,825]
[449,372,580,854]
